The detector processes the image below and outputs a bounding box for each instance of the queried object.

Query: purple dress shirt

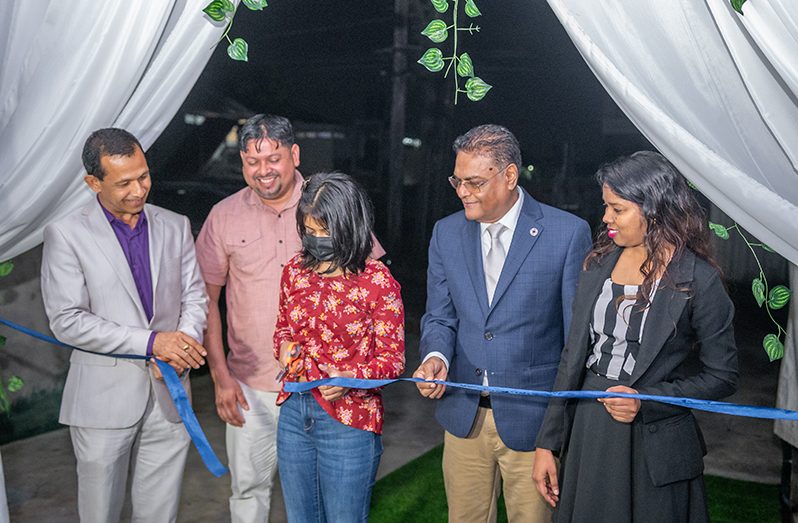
[100,200,157,356]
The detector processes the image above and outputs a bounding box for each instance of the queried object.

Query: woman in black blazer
[532,151,738,522]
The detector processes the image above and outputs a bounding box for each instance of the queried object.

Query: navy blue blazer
[420,188,592,451]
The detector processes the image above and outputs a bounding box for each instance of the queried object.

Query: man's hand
[532,448,559,508]
[599,385,641,423]
[412,356,448,399]
[152,331,207,373]
[212,371,249,427]
[318,364,355,402]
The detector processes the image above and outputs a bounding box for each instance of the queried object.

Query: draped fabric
[0,0,227,261]
[546,0,798,444]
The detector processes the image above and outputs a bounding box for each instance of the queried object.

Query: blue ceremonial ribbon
[285,376,798,421]
[0,317,228,477]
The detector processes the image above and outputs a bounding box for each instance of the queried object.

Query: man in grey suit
[41,128,209,523]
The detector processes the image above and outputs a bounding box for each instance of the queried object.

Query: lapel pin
[530,227,539,237]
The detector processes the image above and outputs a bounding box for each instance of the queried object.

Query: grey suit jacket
[536,248,738,486]
[41,201,208,429]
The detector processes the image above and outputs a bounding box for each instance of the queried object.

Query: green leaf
[202,0,230,21]
[220,0,235,13]
[242,0,268,10]
[708,222,729,240]
[6,376,23,393]
[752,278,766,307]
[417,48,444,73]
[767,285,791,310]
[465,76,492,101]
[430,0,449,13]
[456,52,474,78]
[0,335,5,347]
[227,38,249,62]
[761,244,775,253]
[763,333,784,361]
[0,389,8,415]
[464,0,482,17]
[731,0,747,15]
[0,260,13,277]
[421,20,449,44]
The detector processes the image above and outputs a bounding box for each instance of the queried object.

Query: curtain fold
[546,0,798,445]
[0,0,226,261]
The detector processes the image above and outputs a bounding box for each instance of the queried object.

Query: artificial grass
[370,445,780,522]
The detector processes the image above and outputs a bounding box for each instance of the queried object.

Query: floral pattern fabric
[274,255,405,433]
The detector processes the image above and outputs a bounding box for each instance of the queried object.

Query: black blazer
[535,248,738,486]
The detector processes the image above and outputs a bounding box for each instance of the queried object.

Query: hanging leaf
[761,244,775,253]
[6,376,23,393]
[708,222,729,240]
[731,0,747,15]
[0,261,12,277]
[752,278,766,307]
[418,48,445,73]
[465,76,492,101]
[0,390,8,415]
[767,285,791,310]
[227,38,249,62]
[763,333,784,361]
[242,0,268,10]
[464,0,482,18]
[431,0,449,14]
[456,52,474,78]
[0,335,5,347]
[421,20,449,44]
[202,0,231,21]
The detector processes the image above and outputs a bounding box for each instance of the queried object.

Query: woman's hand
[599,385,641,423]
[532,448,559,508]
[318,364,355,402]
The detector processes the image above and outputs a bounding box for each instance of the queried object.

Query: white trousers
[227,380,280,523]
[0,450,9,523]
[70,391,190,523]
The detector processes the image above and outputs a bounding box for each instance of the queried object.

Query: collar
[97,196,147,231]
[480,187,523,236]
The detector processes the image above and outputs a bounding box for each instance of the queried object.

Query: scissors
[276,342,305,382]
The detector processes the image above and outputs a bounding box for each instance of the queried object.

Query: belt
[479,395,492,409]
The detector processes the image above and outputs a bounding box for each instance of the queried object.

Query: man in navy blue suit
[413,125,592,522]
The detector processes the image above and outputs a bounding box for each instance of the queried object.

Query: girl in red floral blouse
[274,172,405,522]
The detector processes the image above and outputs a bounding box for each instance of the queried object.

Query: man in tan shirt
[195,114,384,522]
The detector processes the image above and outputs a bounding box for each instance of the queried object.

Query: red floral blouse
[273,255,405,433]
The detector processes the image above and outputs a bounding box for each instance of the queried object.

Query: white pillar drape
[0,0,227,261]
[546,0,798,444]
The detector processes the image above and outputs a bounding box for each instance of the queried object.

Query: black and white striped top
[586,278,657,381]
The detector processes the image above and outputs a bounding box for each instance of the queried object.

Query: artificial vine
[709,222,791,361]
[731,0,748,14]
[417,0,491,104]
[202,0,270,62]
[0,260,24,414]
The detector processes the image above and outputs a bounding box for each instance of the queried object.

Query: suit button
[648,424,658,433]
[484,332,493,341]
[475,368,482,376]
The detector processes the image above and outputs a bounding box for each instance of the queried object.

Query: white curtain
[545,0,798,444]
[0,0,227,261]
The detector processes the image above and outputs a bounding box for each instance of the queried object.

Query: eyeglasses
[448,164,510,193]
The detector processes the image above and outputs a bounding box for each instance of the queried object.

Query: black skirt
[554,371,708,523]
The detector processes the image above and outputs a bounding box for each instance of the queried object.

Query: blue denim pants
[277,392,383,523]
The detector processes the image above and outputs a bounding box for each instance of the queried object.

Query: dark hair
[297,172,374,274]
[586,151,720,306]
[238,114,295,152]
[82,128,143,180]
[452,124,522,169]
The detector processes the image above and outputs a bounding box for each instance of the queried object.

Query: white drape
[0,0,226,261]
[546,0,798,444]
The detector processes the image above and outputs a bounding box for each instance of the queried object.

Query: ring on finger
[182,344,190,351]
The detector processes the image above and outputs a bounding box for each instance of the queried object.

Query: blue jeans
[277,392,383,523]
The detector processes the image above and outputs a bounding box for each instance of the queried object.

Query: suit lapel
[489,190,542,312]
[630,251,695,385]
[146,205,164,322]
[84,202,147,324]
[461,218,489,317]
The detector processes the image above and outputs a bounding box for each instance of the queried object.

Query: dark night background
[147,0,653,287]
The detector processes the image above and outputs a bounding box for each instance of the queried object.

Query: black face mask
[303,235,335,262]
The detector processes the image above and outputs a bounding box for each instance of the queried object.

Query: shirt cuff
[423,351,450,370]
[146,332,157,357]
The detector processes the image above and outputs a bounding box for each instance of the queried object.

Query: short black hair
[452,124,522,170]
[296,172,374,274]
[82,128,143,180]
[238,114,295,152]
